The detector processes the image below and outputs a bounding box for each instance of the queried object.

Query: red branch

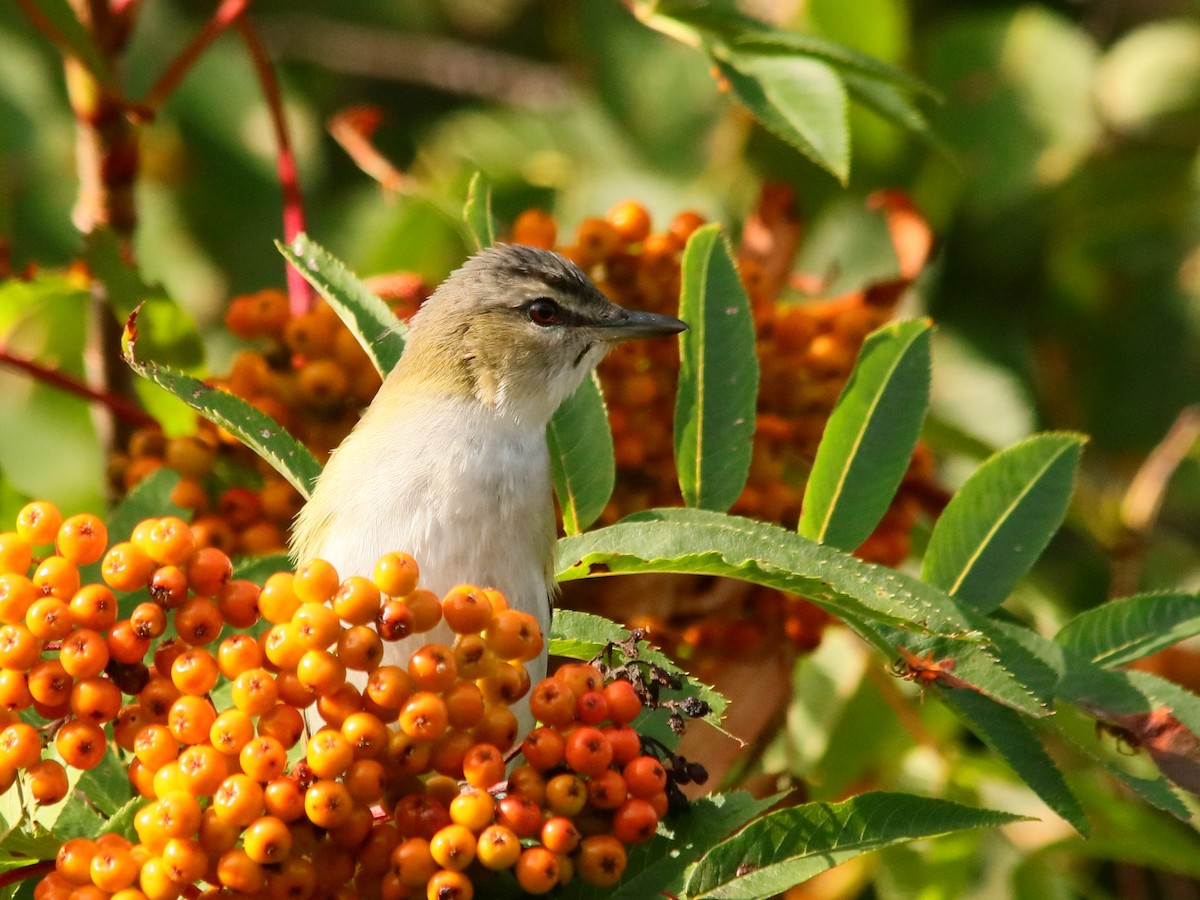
[14,0,88,70]
[236,17,312,315]
[140,0,250,112]
[0,860,54,890]
[0,345,155,428]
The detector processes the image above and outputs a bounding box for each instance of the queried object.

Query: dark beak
[599,307,688,340]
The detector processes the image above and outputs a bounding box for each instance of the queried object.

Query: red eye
[528,298,560,326]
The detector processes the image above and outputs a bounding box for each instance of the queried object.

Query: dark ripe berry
[376,599,414,641]
[105,659,151,695]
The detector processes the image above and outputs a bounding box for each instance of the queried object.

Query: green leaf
[841,71,947,151]
[277,234,407,378]
[550,609,728,729]
[685,792,1025,898]
[674,225,758,512]
[233,553,294,583]
[940,689,1088,833]
[711,50,850,183]
[547,374,615,535]
[74,751,134,817]
[921,433,1085,614]
[463,171,497,251]
[798,320,931,551]
[99,796,143,842]
[557,509,1049,717]
[122,308,322,499]
[1054,591,1200,667]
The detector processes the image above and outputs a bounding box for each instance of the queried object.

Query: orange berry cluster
[2,500,701,899]
[110,277,430,558]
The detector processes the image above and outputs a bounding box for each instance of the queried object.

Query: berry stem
[328,107,409,194]
[234,16,314,316]
[0,345,156,428]
[0,859,54,889]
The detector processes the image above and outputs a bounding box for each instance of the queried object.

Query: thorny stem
[235,16,313,315]
[0,345,155,428]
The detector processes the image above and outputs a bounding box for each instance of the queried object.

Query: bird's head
[392,243,687,425]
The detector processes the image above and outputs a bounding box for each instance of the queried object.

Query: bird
[289,242,686,701]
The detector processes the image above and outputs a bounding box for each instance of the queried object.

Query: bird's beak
[599,307,688,340]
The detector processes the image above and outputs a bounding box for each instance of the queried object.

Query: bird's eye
[527,298,560,327]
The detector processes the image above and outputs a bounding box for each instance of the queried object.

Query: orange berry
[167,694,217,745]
[177,742,227,796]
[366,665,413,710]
[399,692,449,742]
[605,724,642,765]
[341,710,389,759]
[540,816,581,855]
[586,768,627,810]
[475,824,520,871]
[484,610,543,662]
[0,622,41,670]
[473,705,519,753]
[258,572,301,624]
[174,596,223,646]
[216,579,260,629]
[147,566,188,609]
[461,743,505,790]
[294,558,340,605]
[161,836,207,884]
[556,663,603,699]
[217,633,263,679]
[495,795,541,839]
[242,815,293,864]
[408,643,457,693]
[134,723,180,770]
[521,726,565,771]
[576,834,627,886]
[101,542,154,592]
[453,634,497,680]
[107,619,151,665]
[143,516,195,566]
[440,585,493,634]
[343,757,387,804]
[607,200,652,244]
[512,208,558,249]
[429,823,476,872]
[213,773,266,825]
[216,847,265,893]
[55,514,108,565]
[545,776,586,823]
[56,836,99,885]
[331,575,382,627]
[443,681,485,730]
[448,786,495,832]
[307,729,355,779]
[0,573,36,624]
[28,659,72,707]
[210,708,255,756]
[392,837,438,887]
[515,846,561,894]
[69,675,122,723]
[185,546,232,597]
[304,778,354,829]
[0,532,32,576]
[372,552,419,597]
[403,589,442,633]
[612,796,660,843]
[264,776,307,822]
[292,602,341,650]
[297,648,347,696]
[604,678,642,724]
[240,734,288,782]
[26,757,68,805]
[171,647,220,695]
[232,667,278,716]
[16,501,62,545]
[130,601,167,640]
[26,595,71,639]
[529,678,575,728]
[32,556,80,601]
[56,719,107,769]
[258,702,306,747]
[337,624,384,671]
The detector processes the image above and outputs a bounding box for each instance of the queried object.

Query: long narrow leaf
[277,234,407,377]
[922,433,1085,614]
[463,171,496,250]
[122,307,322,499]
[674,225,758,511]
[1055,591,1200,667]
[685,792,1025,899]
[557,508,1048,717]
[941,690,1088,833]
[799,319,931,550]
[548,374,615,535]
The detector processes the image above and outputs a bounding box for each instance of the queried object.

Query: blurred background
[3,1,1200,896]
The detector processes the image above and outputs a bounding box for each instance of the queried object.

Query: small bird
[290,243,686,693]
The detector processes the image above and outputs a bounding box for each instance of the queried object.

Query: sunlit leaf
[278,234,407,378]
[1055,591,1200,667]
[548,374,615,535]
[922,433,1085,613]
[685,792,1025,898]
[463,171,497,250]
[799,320,931,550]
[675,225,758,512]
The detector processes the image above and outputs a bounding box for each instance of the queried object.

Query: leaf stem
[140,0,249,112]
[0,345,155,427]
[235,16,312,316]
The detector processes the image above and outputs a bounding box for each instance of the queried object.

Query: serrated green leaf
[922,433,1085,614]
[550,609,728,729]
[799,320,931,550]
[557,508,1049,717]
[711,50,850,183]
[278,234,407,378]
[74,751,134,817]
[1055,592,1200,667]
[841,71,947,152]
[548,374,615,535]
[100,796,144,842]
[463,172,496,250]
[47,795,106,841]
[674,225,758,512]
[685,792,1025,898]
[940,689,1088,833]
[122,309,322,500]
